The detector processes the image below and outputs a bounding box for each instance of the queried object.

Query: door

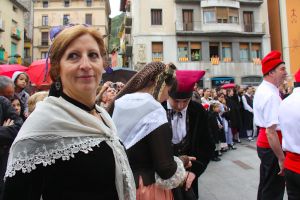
[243,12,253,32]
[183,10,193,31]
[10,43,17,63]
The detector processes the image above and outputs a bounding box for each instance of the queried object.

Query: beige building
[0,0,28,64]
[33,0,111,61]
[120,0,271,87]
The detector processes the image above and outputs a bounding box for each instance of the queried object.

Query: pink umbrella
[27,59,52,87]
[0,64,28,78]
[221,83,235,89]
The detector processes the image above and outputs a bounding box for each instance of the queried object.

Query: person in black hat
[162,70,215,199]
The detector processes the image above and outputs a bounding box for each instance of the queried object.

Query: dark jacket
[162,100,215,177]
[0,96,23,194]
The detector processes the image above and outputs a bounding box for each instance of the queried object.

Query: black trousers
[257,147,285,200]
[285,169,300,200]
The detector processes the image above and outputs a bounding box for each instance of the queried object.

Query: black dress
[1,142,119,200]
[126,123,178,187]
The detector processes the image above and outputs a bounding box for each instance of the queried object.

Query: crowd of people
[0,24,299,200]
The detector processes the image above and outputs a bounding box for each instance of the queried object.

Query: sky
[109,0,122,18]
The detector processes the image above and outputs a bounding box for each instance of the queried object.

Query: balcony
[175,21,265,36]
[239,0,263,6]
[175,0,200,3]
[0,49,8,63]
[125,26,131,34]
[125,13,132,26]
[23,56,32,66]
[11,27,21,40]
[0,19,5,32]
[36,39,49,48]
[201,0,240,8]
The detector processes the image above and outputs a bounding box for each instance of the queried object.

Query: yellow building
[0,0,28,64]
[33,0,111,61]
[268,0,300,79]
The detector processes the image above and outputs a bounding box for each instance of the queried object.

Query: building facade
[32,0,111,61]
[120,0,271,87]
[268,0,300,79]
[0,0,28,64]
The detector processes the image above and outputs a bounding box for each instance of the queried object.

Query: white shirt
[279,87,300,154]
[242,93,253,113]
[253,80,282,129]
[167,101,188,144]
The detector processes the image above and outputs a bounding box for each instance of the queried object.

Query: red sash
[285,151,300,174]
[257,128,282,148]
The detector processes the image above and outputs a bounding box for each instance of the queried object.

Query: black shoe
[221,149,227,153]
[211,157,221,161]
[228,144,237,150]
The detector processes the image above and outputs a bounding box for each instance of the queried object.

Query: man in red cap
[253,50,287,200]
[162,70,215,199]
[279,68,300,200]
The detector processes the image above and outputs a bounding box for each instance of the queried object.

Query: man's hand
[3,119,14,127]
[278,158,285,176]
[185,172,196,191]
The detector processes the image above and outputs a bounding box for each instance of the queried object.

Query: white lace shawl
[5,97,136,200]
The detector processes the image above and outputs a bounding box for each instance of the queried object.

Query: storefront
[211,77,234,88]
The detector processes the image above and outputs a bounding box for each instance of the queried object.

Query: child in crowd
[12,71,30,118]
[10,95,22,116]
[27,91,49,115]
[208,103,225,161]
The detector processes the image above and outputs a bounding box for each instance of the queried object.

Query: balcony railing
[176,21,265,34]
[239,0,263,5]
[11,27,21,40]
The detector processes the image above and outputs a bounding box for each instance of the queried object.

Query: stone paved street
[198,139,288,200]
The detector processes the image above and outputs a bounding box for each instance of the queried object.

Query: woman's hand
[179,155,196,168]
[185,172,196,191]
[3,119,14,127]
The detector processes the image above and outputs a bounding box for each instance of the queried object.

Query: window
[243,12,253,32]
[240,43,249,62]
[43,1,48,8]
[183,10,193,31]
[86,0,92,7]
[42,15,48,26]
[152,42,163,62]
[85,14,92,25]
[204,7,239,24]
[64,0,70,7]
[151,9,162,25]
[24,48,30,58]
[251,43,261,58]
[41,32,48,46]
[203,8,216,23]
[229,8,239,23]
[222,43,232,62]
[190,42,201,61]
[178,42,188,62]
[41,52,48,59]
[209,42,219,58]
[63,14,70,25]
[217,7,228,23]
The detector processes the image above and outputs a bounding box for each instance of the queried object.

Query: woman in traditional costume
[1,24,135,200]
[110,62,189,200]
